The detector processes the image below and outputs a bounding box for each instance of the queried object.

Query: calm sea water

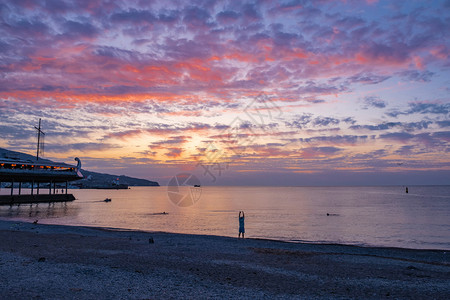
[1,186,449,250]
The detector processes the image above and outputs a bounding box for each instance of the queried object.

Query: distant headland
[0,148,159,188]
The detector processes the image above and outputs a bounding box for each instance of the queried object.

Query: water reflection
[1,201,79,220]
[0,186,449,250]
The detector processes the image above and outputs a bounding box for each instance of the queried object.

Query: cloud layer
[0,0,449,185]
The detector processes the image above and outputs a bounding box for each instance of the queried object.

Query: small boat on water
[104,198,112,202]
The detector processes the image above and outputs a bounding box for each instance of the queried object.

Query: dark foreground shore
[0,220,449,299]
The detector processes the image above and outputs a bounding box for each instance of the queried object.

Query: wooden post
[37,182,40,195]
[65,181,68,194]
[19,182,21,195]
[31,181,34,195]
[49,181,52,194]
[11,180,14,196]
[53,182,56,194]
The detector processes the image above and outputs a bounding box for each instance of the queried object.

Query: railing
[0,163,75,172]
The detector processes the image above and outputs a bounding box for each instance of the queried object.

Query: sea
[1,185,449,250]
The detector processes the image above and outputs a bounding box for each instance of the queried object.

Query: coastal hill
[75,169,159,188]
[0,148,159,187]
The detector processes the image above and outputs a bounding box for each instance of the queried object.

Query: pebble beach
[0,219,449,299]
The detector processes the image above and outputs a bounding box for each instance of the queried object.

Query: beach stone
[149,237,154,244]
[38,257,45,262]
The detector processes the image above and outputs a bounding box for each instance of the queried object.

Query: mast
[34,118,45,161]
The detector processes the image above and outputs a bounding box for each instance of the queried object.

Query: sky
[0,0,449,186]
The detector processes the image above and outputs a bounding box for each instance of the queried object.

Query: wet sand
[0,219,449,299]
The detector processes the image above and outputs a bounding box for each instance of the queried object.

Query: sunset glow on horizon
[1,0,449,186]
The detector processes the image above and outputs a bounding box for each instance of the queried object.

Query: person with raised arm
[238,211,245,238]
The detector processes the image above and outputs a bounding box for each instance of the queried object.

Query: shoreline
[2,216,448,252]
[1,219,449,299]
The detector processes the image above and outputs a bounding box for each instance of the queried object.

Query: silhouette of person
[239,211,245,238]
